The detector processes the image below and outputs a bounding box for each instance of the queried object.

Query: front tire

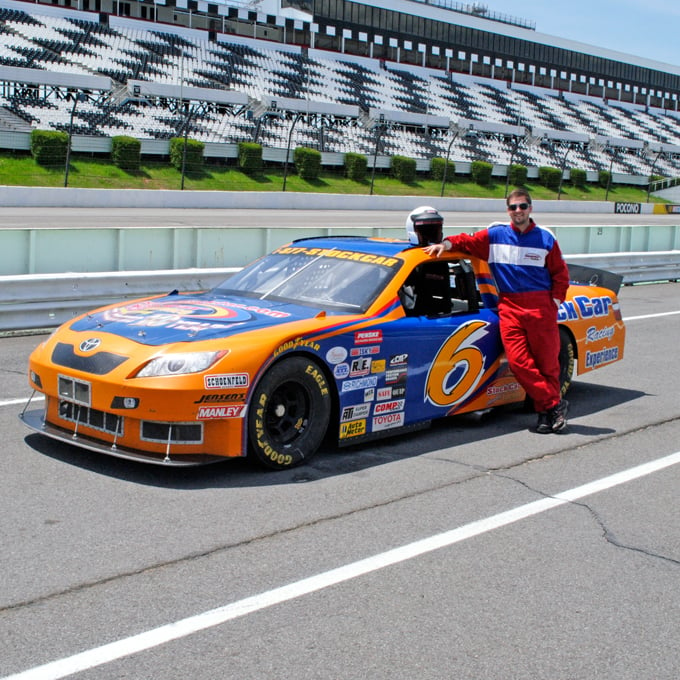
[248,357,331,470]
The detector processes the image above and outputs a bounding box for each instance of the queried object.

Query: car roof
[288,235,413,258]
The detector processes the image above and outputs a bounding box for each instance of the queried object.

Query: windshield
[213,250,398,312]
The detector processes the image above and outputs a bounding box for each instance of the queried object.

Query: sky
[485,0,680,67]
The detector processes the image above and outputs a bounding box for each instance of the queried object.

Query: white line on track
[0,396,43,408]
[4,450,680,680]
[623,310,680,321]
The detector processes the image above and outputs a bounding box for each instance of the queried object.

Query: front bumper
[20,408,226,467]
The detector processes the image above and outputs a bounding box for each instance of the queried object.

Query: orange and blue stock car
[21,236,626,469]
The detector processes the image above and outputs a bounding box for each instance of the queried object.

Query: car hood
[68,291,328,346]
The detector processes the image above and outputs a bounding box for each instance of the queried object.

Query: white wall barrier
[1,253,678,333]
[0,185,657,212]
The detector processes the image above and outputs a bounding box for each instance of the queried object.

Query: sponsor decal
[373,399,405,414]
[364,388,375,401]
[376,387,393,401]
[102,299,291,332]
[340,419,367,438]
[615,202,641,214]
[487,381,521,396]
[195,393,245,404]
[586,325,616,343]
[391,385,406,399]
[273,337,321,358]
[197,404,245,419]
[205,373,250,389]
[274,245,399,268]
[334,363,350,379]
[79,338,101,352]
[372,412,405,431]
[558,295,613,322]
[389,353,408,366]
[585,346,619,368]
[371,359,386,374]
[653,204,680,215]
[349,357,371,377]
[350,345,380,357]
[222,301,291,319]
[326,346,348,364]
[341,403,371,422]
[385,368,407,385]
[354,330,383,345]
[341,376,378,393]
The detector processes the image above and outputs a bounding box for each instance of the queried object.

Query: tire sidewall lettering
[249,358,330,469]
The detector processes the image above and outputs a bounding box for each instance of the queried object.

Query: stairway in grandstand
[0,105,31,131]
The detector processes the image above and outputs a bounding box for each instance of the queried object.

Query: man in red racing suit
[425,189,571,433]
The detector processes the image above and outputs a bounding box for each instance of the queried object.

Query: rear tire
[248,357,331,470]
[524,327,576,411]
[558,327,576,397]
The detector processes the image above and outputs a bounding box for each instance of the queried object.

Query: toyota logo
[79,338,101,352]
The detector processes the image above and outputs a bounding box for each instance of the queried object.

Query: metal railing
[649,176,680,193]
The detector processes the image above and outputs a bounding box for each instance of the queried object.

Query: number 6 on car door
[426,320,490,409]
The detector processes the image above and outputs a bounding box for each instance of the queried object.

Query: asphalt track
[0,208,679,679]
[1,206,679,230]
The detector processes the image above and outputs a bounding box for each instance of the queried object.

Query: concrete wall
[0,184,654,213]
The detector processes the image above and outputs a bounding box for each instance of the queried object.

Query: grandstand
[0,0,679,183]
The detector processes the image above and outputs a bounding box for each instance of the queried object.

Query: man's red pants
[498,293,561,413]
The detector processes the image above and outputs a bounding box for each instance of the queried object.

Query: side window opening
[400,259,481,317]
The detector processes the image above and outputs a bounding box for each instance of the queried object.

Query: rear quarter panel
[559,284,626,376]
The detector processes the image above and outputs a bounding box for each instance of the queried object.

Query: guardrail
[0,268,238,334]
[569,251,680,285]
[1,253,678,334]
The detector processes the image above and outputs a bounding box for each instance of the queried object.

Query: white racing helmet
[405,206,444,245]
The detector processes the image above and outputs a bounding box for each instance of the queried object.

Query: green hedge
[598,169,611,189]
[30,129,68,167]
[238,141,263,173]
[471,160,493,186]
[430,156,455,182]
[391,155,417,183]
[570,167,587,188]
[538,166,562,189]
[111,136,141,171]
[344,152,368,181]
[169,137,204,172]
[294,146,321,180]
[508,163,528,186]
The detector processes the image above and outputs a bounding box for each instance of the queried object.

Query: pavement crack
[491,471,680,568]
[0,469,485,615]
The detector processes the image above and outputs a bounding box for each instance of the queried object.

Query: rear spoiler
[567,263,623,295]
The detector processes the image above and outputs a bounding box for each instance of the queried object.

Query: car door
[333,259,513,443]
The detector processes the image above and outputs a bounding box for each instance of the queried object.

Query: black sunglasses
[507,202,530,211]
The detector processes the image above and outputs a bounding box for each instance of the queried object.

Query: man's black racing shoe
[550,399,569,433]
[536,411,552,434]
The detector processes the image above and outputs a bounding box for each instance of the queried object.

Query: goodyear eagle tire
[558,327,576,397]
[248,357,331,470]
[524,327,575,411]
